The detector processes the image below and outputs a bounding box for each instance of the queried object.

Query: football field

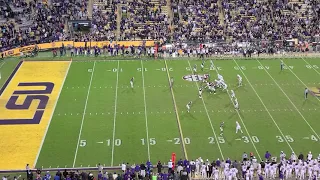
[0,56,320,170]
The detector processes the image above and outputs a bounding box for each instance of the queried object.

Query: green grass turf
[1,55,320,170]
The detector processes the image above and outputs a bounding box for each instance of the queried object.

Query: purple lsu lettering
[0,82,54,125]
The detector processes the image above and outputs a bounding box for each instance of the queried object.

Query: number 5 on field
[80,140,86,147]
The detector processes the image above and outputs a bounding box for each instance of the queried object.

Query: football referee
[304,88,309,99]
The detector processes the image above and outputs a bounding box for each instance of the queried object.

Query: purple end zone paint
[0,61,23,96]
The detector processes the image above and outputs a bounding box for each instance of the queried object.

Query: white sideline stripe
[187,60,225,160]
[233,59,295,153]
[34,60,72,168]
[301,57,320,76]
[259,58,320,140]
[140,60,151,161]
[111,60,120,166]
[212,63,262,161]
[72,61,96,167]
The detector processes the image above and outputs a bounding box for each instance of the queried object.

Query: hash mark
[235,138,241,141]
[167,140,173,142]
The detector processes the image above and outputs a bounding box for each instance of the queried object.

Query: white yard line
[111,60,120,166]
[140,60,151,161]
[301,57,320,76]
[72,61,96,167]
[33,60,72,167]
[211,62,262,160]
[0,61,5,69]
[257,59,320,140]
[187,61,225,160]
[232,59,295,153]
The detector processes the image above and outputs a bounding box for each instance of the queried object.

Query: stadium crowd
[2,151,318,180]
[0,0,319,53]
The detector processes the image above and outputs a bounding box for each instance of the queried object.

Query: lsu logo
[183,74,205,82]
[0,82,54,125]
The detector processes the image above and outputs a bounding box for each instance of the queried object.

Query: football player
[130,77,134,88]
[234,98,239,110]
[208,82,216,94]
[170,77,174,88]
[218,74,224,82]
[237,74,242,87]
[200,62,204,71]
[186,101,192,113]
[220,122,224,136]
[222,81,228,91]
[280,60,284,71]
[198,87,203,98]
[230,90,236,99]
[193,64,197,74]
[236,121,243,134]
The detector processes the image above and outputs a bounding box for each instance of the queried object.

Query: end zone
[0,61,71,170]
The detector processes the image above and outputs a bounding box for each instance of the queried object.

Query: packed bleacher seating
[0,0,320,53]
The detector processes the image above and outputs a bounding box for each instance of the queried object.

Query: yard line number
[113,68,123,72]
[305,65,319,69]
[208,136,225,144]
[258,66,270,70]
[79,139,122,147]
[161,68,173,71]
[242,136,259,143]
[234,66,246,70]
[276,135,294,142]
[141,138,156,145]
[137,68,148,71]
[174,137,191,144]
[311,135,318,141]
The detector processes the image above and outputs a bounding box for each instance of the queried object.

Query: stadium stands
[0,0,319,53]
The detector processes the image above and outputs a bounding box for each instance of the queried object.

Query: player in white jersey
[213,168,219,180]
[130,77,134,88]
[222,81,228,91]
[230,90,236,99]
[169,77,174,88]
[186,101,192,113]
[270,164,276,179]
[307,151,313,161]
[218,74,224,81]
[201,163,207,178]
[215,79,222,88]
[237,74,242,87]
[234,98,239,110]
[236,121,243,133]
[245,170,250,180]
[300,164,306,179]
[193,64,197,74]
[195,159,200,175]
[294,163,300,179]
[265,162,270,178]
[307,164,313,179]
[208,82,216,94]
[198,87,203,98]
[230,167,238,179]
